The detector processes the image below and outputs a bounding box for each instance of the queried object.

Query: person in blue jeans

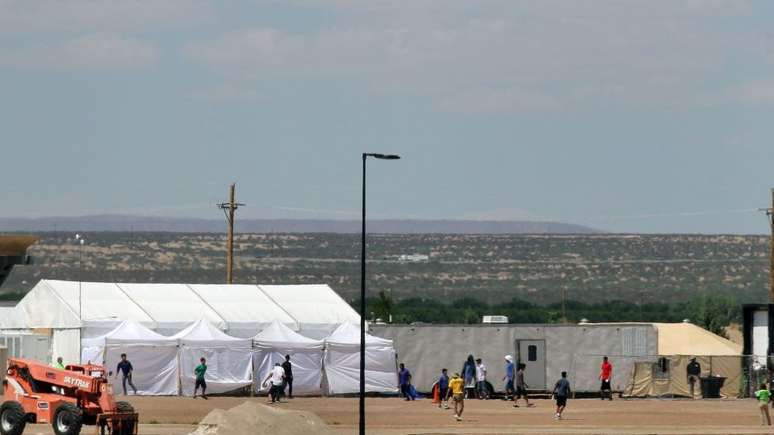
[114,353,137,395]
[398,363,414,401]
[438,368,449,409]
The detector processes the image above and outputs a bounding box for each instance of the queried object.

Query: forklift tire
[52,403,83,435]
[115,402,135,435]
[0,401,26,435]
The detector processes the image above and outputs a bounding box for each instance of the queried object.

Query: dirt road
[20,396,774,434]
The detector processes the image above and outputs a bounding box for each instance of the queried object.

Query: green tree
[372,290,394,322]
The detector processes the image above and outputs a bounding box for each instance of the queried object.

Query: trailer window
[528,345,537,361]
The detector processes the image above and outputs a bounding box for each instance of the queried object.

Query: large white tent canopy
[1,280,359,350]
[187,284,298,337]
[253,320,325,395]
[323,322,398,394]
[260,285,360,339]
[170,318,253,396]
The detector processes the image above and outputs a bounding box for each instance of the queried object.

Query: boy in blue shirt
[398,363,414,401]
[438,368,449,409]
[552,371,571,420]
[503,355,515,399]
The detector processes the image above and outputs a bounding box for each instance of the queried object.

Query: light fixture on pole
[360,152,400,435]
[75,234,85,320]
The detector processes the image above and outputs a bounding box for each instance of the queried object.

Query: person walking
[282,354,294,399]
[193,357,208,399]
[552,371,571,420]
[756,383,772,425]
[503,355,515,400]
[475,358,488,399]
[263,362,286,403]
[447,372,465,421]
[599,356,613,400]
[513,363,535,408]
[687,357,701,399]
[115,353,138,395]
[53,357,65,370]
[438,368,449,409]
[462,355,476,399]
[398,363,414,401]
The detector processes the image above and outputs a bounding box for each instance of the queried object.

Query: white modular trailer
[370,323,658,393]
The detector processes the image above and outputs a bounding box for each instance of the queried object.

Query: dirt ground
[21,396,774,434]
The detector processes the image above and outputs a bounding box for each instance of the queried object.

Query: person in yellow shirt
[53,357,65,370]
[447,372,465,421]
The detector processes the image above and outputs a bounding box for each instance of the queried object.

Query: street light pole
[360,153,400,435]
[75,234,85,320]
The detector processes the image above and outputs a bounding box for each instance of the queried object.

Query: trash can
[699,376,725,398]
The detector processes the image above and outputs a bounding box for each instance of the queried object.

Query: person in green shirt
[193,357,208,400]
[755,383,771,426]
[53,357,65,370]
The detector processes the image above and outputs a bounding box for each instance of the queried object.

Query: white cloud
[0,34,157,70]
[183,0,760,111]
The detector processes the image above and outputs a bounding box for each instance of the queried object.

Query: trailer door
[517,339,546,390]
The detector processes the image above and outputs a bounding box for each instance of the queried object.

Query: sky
[2,0,774,234]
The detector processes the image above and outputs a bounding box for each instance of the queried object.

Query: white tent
[170,319,253,396]
[0,280,361,377]
[323,322,398,394]
[80,320,178,396]
[260,285,360,339]
[187,284,298,337]
[253,320,325,395]
[116,283,226,335]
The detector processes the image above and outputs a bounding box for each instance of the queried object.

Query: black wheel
[0,401,26,435]
[52,403,83,435]
[115,401,135,435]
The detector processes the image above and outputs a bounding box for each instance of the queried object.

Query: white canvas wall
[253,349,323,395]
[51,329,80,366]
[179,347,252,396]
[104,344,178,395]
[323,344,398,394]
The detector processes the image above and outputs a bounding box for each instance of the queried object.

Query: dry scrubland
[2,233,769,306]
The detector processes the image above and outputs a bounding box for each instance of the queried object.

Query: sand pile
[188,401,334,435]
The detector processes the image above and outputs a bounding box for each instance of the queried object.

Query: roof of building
[654,322,741,356]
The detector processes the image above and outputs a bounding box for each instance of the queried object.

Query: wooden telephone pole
[217,183,244,284]
[760,189,774,367]
[769,189,774,303]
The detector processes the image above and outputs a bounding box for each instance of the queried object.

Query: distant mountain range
[0,215,601,234]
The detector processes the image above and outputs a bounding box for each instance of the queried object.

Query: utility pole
[217,183,244,284]
[759,189,774,372]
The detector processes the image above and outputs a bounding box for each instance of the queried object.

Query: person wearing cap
[503,355,515,399]
[447,372,465,421]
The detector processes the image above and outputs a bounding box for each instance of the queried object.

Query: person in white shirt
[262,362,286,403]
[475,358,488,399]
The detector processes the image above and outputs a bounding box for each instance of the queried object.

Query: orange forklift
[1,358,138,435]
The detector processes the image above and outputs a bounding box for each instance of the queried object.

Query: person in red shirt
[599,356,613,400]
